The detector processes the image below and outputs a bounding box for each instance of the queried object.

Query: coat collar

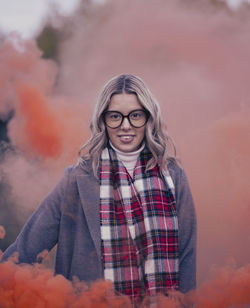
[76,162,101,260]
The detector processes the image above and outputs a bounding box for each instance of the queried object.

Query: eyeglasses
[103,109,149,129]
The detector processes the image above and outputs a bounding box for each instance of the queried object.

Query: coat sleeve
[1,167,72,264]
[168,162,197,293]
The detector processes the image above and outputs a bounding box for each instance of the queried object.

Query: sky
[0,0,82,38]
[0,0,249,39]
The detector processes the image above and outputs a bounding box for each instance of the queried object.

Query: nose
[120,116,131,130]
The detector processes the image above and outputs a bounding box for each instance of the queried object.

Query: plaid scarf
[100,145,179,305]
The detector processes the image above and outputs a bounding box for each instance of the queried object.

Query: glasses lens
[104,111,122,128]
[129,110,147,127]
[104,110,149,128]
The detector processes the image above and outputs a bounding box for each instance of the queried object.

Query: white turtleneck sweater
[109,142,145,177]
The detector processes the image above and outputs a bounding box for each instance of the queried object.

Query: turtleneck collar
[109,141,145,176]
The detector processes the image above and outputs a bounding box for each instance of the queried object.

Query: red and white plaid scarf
[100,145,179,305]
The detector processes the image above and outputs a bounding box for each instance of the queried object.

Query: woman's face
[105,93,146,152]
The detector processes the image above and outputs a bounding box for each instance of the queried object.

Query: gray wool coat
[2,160,197,293]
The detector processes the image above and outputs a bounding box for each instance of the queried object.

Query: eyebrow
[106,109,145,113]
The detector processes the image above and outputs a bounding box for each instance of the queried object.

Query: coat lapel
[76,169,101,260]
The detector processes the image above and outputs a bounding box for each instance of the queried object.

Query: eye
[107,112,122,121]
[130,111,144,119]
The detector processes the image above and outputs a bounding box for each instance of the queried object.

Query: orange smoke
[17,84,64,159]
[0,262,131,308]
[0,226,6,240]
[1,260,250,307]
[193,262,250,308]
[0,37,90,217]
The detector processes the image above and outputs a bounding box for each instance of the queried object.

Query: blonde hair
[78,74,177,177]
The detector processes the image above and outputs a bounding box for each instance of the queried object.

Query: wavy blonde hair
[78,74,177,177]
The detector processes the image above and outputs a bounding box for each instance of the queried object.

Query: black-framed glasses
[103,109,150,129]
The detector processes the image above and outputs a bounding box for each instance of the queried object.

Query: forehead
[108,93,142,112]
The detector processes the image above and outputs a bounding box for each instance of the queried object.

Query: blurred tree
[36,26,59,61]
[0,174,23,252]
[35,0,99,62]
[0,111,14,143]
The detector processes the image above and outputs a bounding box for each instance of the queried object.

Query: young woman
[2,74,196,306]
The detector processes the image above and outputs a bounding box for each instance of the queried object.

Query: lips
[118,135,135,143]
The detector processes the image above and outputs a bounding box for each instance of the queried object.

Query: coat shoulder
[166,158,183,182]
[64,160,93,178]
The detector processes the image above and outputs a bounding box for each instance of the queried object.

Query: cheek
[135,129,146,143]
[139,127,146,139]
[106,127,115,140]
